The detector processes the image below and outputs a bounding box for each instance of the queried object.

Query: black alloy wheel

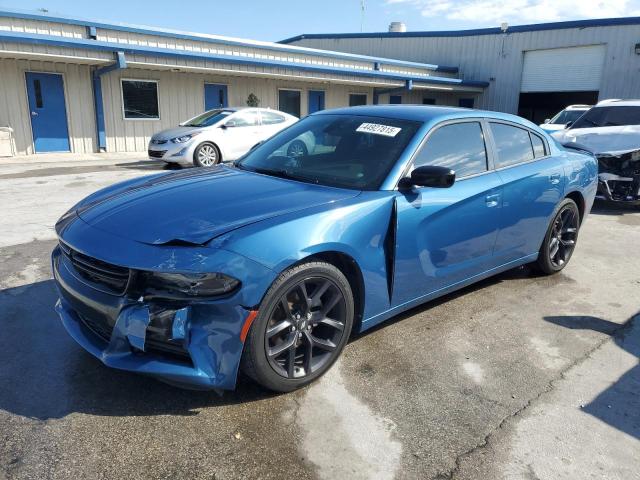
[536,198,580,274]
[241,261,354,392]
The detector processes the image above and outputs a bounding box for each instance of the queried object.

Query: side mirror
[399,165,455,189]
[564,121,573,129]
[543,118,550,124]
[222,120,237,128]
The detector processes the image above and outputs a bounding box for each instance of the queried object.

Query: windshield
[550,109,586,125]
[236,114,421,190]
[571,106,640,129]
[183,109,234,127]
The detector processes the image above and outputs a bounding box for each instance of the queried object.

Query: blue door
[389,95,402,104]
[205,84,228,110]
[308,90,325,114]
[25,72,70,153]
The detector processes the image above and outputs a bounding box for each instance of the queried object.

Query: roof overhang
[0,30,489,91]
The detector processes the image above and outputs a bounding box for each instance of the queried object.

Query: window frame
[348,93,368,107]
[277,88,302,117]
[486,119,551,171]
[120,78,160,121]
[395,118,495,189]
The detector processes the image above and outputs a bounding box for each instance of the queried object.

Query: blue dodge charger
[53,106,597,392]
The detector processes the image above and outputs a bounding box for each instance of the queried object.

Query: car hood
[539,124,566,132]
[151,126,203,141]
[552,125,640,155]
[75,166,359,246]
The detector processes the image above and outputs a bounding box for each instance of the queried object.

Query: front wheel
[536,198,580,275]
[241,261,354,392]
[193,142,220,167]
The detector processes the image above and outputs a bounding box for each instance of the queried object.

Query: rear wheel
[536,198,580,274]
[241,261,353,392]
[193,142,220,167]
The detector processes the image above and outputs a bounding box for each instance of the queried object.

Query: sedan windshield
[183,109,234,127]
[550,109,586,124]
[236,114,421,190]
[571,106,640,128]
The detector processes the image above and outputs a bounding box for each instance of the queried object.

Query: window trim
[395,118,493,189]
[120,78,160,121]
[486,119,551,172]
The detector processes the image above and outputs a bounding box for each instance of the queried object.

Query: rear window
[571,106,640,128]
[491,123,534,168]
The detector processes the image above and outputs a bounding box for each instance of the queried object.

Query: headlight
[139,272,240,298]
[171,132,201,143]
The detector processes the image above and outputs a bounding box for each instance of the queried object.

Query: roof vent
[389,22,407,33]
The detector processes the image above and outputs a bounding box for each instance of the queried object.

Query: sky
[3,0,639,41]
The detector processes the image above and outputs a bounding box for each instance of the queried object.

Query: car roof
[313,104,535,127]
[564,104,591,110]
[595,99,640,107]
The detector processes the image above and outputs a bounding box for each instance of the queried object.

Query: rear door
[488,121,564,263]
[393,120,503,306]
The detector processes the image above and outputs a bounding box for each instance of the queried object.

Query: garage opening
[518,45,606,123]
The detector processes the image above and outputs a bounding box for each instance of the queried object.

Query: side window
[261,111,286,125]
[530,132,546,158]
[230,110,259,127]
[491,123,534,168]
[413,122,488,178]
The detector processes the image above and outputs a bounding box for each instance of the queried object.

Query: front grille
[148,149,167,158]
[60,242,130,295]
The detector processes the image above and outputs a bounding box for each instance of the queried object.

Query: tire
[286,140,308,158]
[535,198,580,275]
[241,261,354,392]
[193,142,220,167]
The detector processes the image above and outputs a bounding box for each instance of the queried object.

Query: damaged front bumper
[596,150,640,204]
[51,223,276,390]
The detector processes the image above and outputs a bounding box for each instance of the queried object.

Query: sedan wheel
[536,198,580,274]
[241,261,354,392]
[193,143,219,167]
[286,140,308,158]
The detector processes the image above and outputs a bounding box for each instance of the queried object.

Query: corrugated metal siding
[0,17,86,38]
[100,67,377,152]
[290,24,640,113]
[0,58,96,155]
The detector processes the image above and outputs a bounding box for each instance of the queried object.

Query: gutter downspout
[92,51,126,152]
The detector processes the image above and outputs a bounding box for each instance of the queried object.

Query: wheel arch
[565,190,585,224]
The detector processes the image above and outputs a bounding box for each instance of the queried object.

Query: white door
[521,45,606,92]
[221,110,261,160]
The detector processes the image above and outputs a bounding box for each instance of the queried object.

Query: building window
[121,80,159,119]
[389,95,402,104]
[458,98,474,109]
[278,89,301,117]
[422,98,436,105]
[349,93,367,106]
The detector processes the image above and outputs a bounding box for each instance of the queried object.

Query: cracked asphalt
[1,155,639,480]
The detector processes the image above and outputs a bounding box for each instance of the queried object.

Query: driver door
[221,109,261,160]
[392,120,503,306]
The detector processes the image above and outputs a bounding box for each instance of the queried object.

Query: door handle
[31,111,38,116]
[485,193,500,208]
[549,173,561,185]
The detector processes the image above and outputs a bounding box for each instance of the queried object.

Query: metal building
[0,9,487,156]
[282,18,640,123]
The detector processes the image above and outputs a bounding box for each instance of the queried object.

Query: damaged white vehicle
[553,99,640,206]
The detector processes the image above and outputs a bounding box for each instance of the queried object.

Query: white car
[539,104,591,132]
[148,108,299,167]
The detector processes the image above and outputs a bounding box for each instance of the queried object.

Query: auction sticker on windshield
[356,123,402,137]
